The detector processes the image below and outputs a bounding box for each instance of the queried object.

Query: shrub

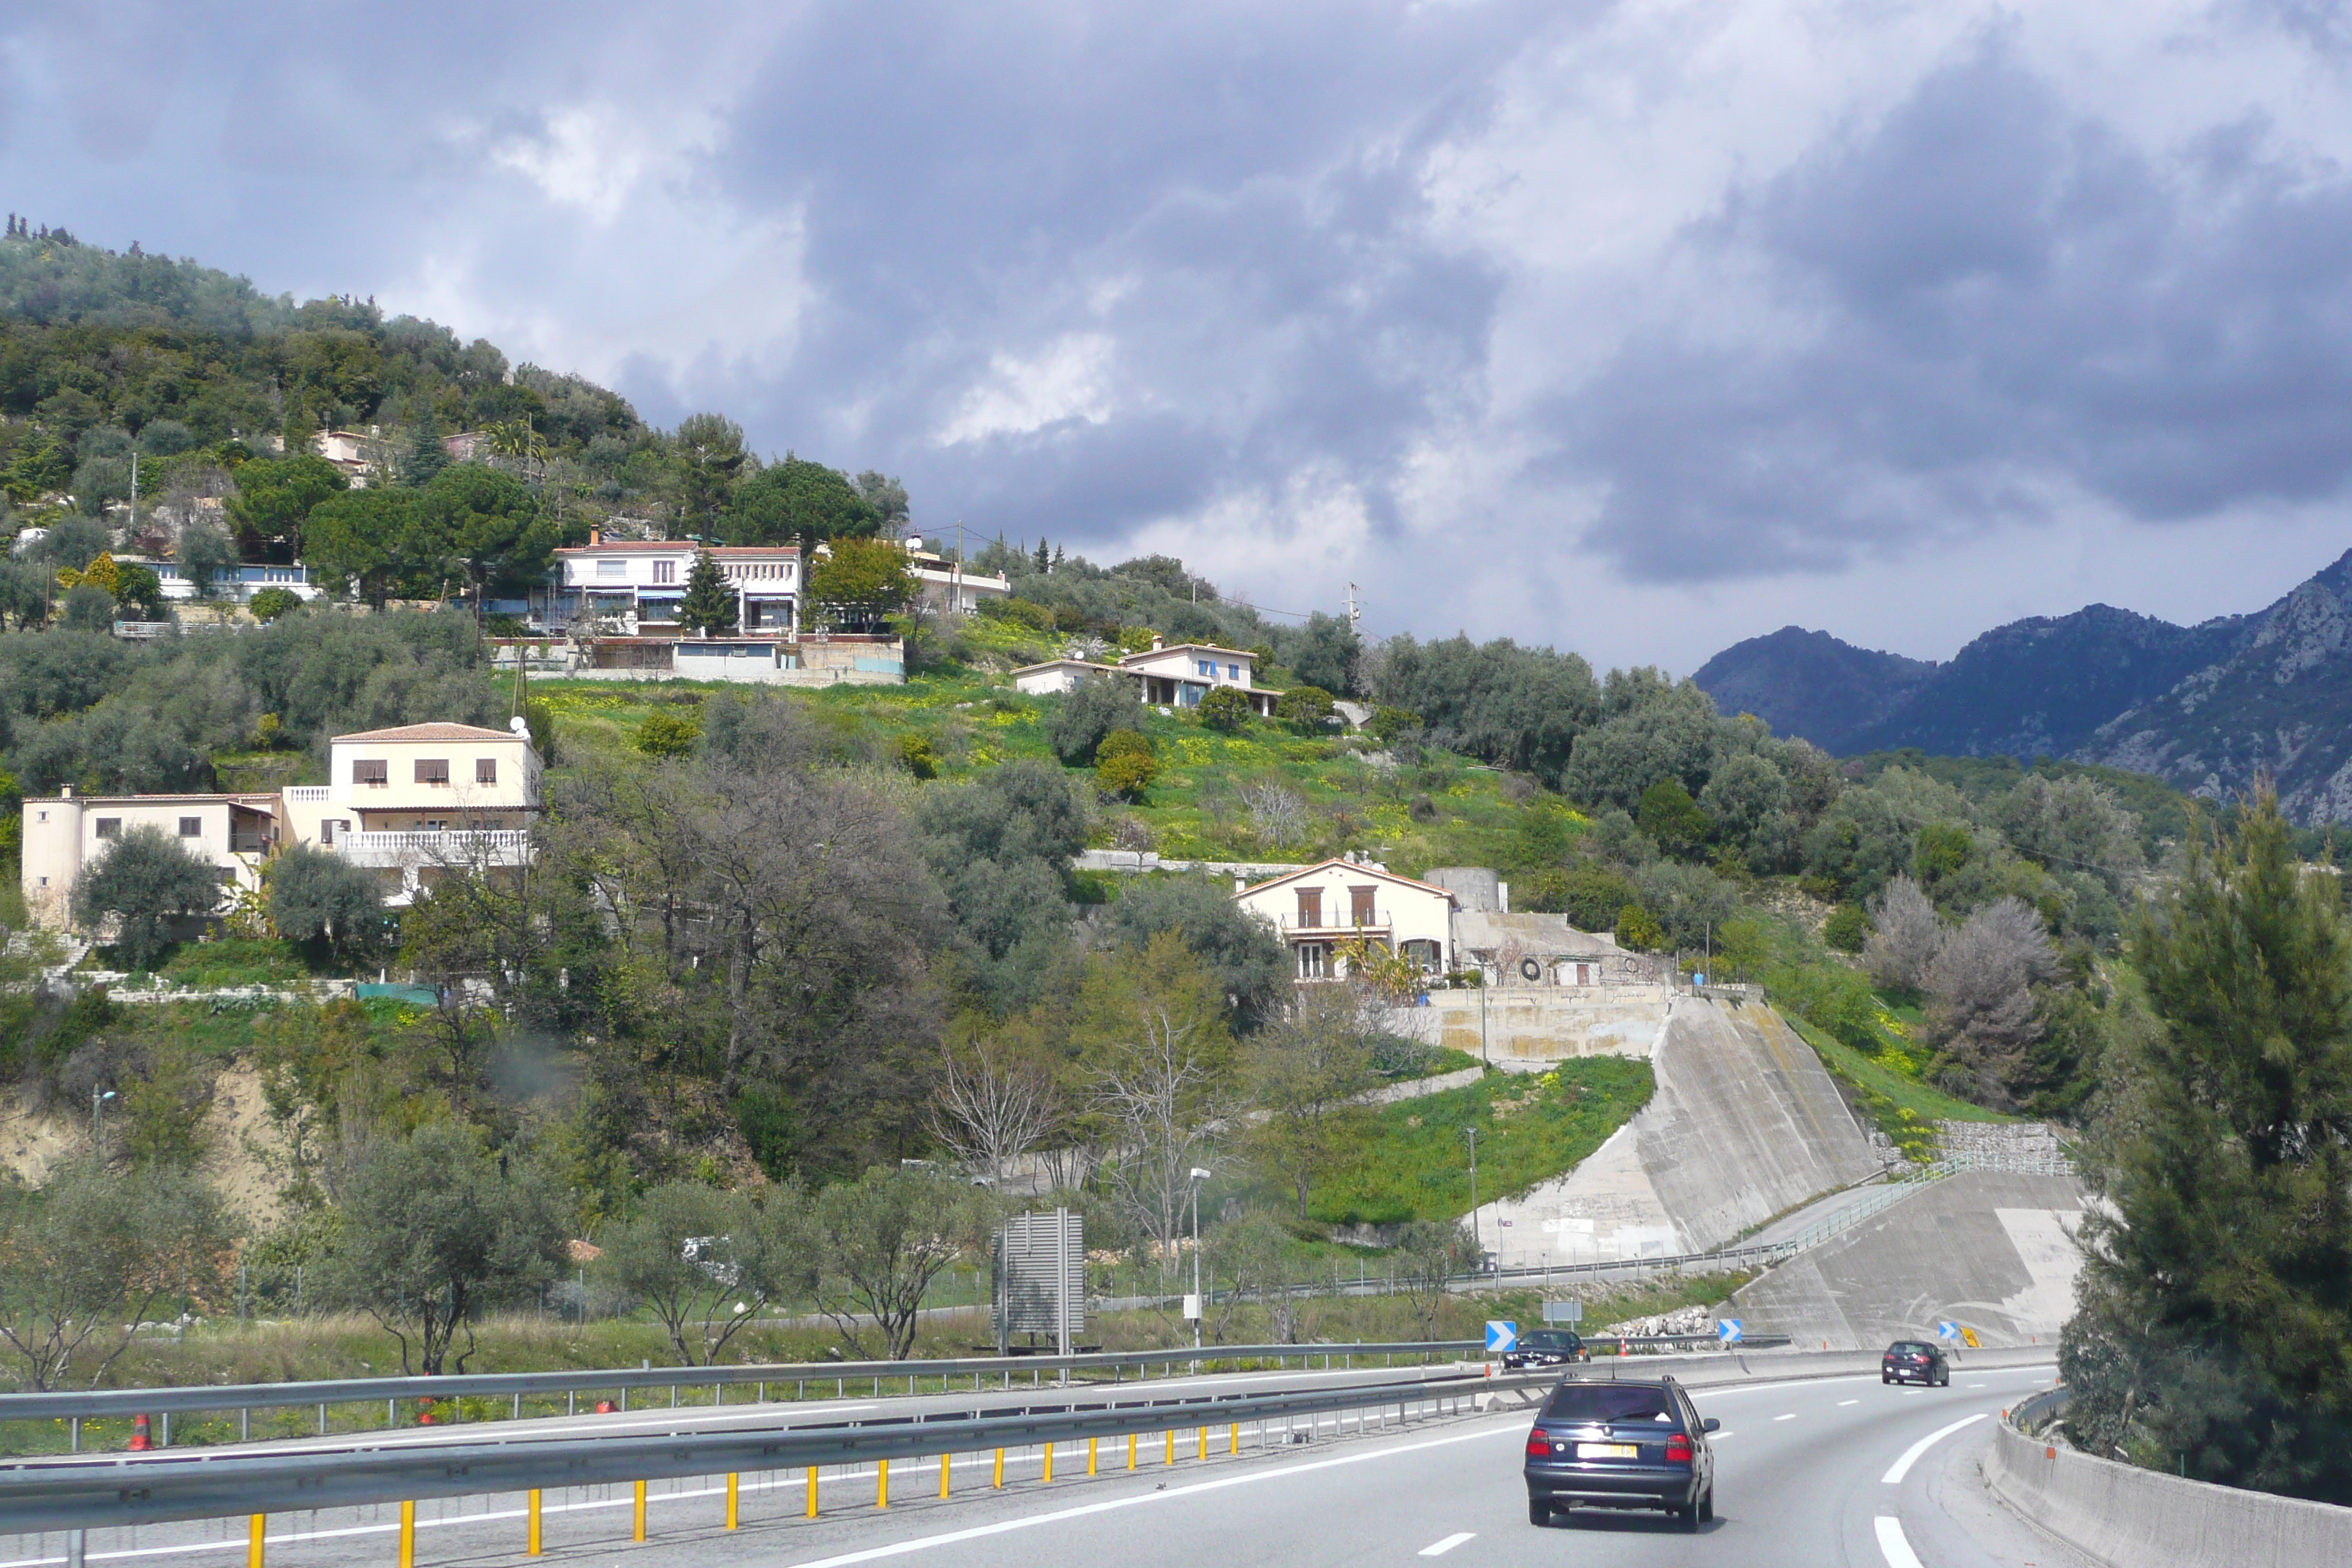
[1096,729,1159,799]
[896,732,941,780]
[1517,865,1638,932]
[1368,706,1422,743]
[1615,903,1665,952]
[979,596,1055,632]
[1823,902,1868,953]
[1275,685,1335,728]
[1048,674,1141,764]
[636,708,703,758]
[247,587,303,622]
[1636,778,1713,857]
[70,826,224,971]
[1197,686,1252,732]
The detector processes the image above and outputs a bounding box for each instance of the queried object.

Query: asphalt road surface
[1,1361,2097,1568]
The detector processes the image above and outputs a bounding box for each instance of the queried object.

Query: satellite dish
[510,715,529,735]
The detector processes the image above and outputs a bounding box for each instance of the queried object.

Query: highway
[0,1359,2095,1568]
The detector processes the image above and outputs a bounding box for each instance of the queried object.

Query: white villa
[1231,856,1460,980]
[1013,636,1284,716]
[20,720,545,927]
[551,537,802,633]
[902,538,1011,616]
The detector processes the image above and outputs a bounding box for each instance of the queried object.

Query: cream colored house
[1013,636,1283,715]
[22,719,546,928]
[1232,856,1459,980]
[20,792,278,929]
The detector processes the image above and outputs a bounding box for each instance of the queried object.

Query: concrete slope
[1473,995,1880,1267]
[1635,996,1882,1251]
[1730,1169,2086,1351]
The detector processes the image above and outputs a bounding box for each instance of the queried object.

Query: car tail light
[1526,1431,1553,1457]
[1665,1433,1694,1463]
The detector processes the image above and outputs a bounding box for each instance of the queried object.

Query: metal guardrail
[2007,1384,2070,1436]
[0,1341,1482,1431]
[0,1369,1535,1530]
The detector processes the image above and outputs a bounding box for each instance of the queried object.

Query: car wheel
[1882,1373,1891,1384]
[1678,1503,1701,1534]
[1699,1486,1715,1523]
[1528,1498,1551,1527]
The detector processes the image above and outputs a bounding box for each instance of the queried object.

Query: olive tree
[802,1166,1000,1360]
[71,824,225,970]
[0,1159,237,1390]
[268,842,386,967]
[327,1123,568,1375]
[600,1182,810,1366]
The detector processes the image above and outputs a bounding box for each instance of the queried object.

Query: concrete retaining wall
[1986,1406,2352,1567]
[1414,985,1670,1063]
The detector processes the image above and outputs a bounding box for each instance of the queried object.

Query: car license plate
[1577,1442,1639,1459]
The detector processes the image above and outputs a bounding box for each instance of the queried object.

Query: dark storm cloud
[1558,32,2352,582]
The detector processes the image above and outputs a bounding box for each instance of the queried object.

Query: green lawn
[1308,1058,1655,1226]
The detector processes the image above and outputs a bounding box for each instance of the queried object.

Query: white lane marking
[1839,1400,1860,1407]
[1881,1414,1988,1483]
[1773,1413,1795,1421]
[1710,1431,1734,1439]
[1967,1383,1985,1388]
[776,1421,1526,1568]
[1418,1534,1477,1557]
[1874,1515,1926,1568]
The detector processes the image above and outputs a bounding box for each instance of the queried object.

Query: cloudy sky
[10,1,2352,671]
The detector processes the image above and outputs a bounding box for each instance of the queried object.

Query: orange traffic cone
[595,1399,616,1414]
[128,1414,153,1451]
[417,1397,437,1425]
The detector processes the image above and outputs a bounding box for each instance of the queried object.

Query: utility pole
[91,1088,116,1160]
[1188,1168,1212,1352]
[1464,1127,1481,1264]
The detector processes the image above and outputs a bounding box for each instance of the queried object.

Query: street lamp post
[1463,1127,1481,1266]
[91,1089,116,1160]
[1188,1168,1212,1352]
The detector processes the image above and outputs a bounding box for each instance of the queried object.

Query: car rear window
[1541,1385,1679,1424]
[1523,1331,1578,1349]
[1889,1342,1931,1354]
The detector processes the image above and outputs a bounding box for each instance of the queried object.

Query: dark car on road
[1503,1328,1588,1368]
[1523,1376,1717,1530]
[1882,1340,1949,1386]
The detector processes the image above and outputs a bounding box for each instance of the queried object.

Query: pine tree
[678,548,736,636]
[2063,791,2352,1500]
[1033,539,1049,574]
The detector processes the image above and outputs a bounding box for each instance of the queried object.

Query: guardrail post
[398,1501,415,1568]
[1196,1427,1207,1461]
[806,1466,819,1518]
[69,1416,79,1452]
[1229,1423,1238,1456]
[1164,1429,1175,1466]
[1088,1437,1098,1476]
[1042,1442,1053,1483]
[993,1447,1005,1488]
[1127,1433,1137,1470]
[725,1474,738,1529]
[876,1459,889,1509]
[633,1480,647,1541]
[527,1490,542,1554]
[247,1514,264,1568]
[66,1531,83,1568]
[940,1453,952,1498]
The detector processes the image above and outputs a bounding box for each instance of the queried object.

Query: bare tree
[1923,897,2058,1099]
[1091,1006,1232,1286]
[1863,875,1945,990]
[927,1036,1065,1186]
[1393,1219,1478,1338]
[1243,983,1378,1218]
[1239,780,1310,848]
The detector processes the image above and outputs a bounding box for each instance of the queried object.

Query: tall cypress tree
[677,548,736,636]
[2063,790,2352,1500]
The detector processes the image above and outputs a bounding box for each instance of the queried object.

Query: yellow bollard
[941,1452,952,1499]
[993,1447,1004,1488]
[633,1480,647,1542]
[1197,1427,1207,1462]
[1229,1422,1239,1457]
[725,1474,739,1530]
[527,1490,543,1556]
[398,1502,415,1568]
[1088,1437,1098,1477]
[1128,1432,1138,1470]
[247,1514,264,1568]
[1043,1442,1054,1483]
[807,1466,820,1519]
[877,1458,889,1510]
[1165,1428,1176,1466]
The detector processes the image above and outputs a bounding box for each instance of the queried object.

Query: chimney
[1150,634,1164,651]
[589,528,600,546]
[1234,876,1246,894]
[60,785,72,799]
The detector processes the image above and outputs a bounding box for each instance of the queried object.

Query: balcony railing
[1275,911,1392,938]
[284,786,331,803]
[336,829,533,867]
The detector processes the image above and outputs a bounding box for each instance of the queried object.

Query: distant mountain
[2082,551,2352,823]
[1691,627,1935,752]
[1848,603,2252,761]
[1693,548,2352,823]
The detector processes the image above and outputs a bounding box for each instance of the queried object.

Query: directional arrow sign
[1936,1320,1961,1341]
[1485,1321,1518,1354]
[1716,1319,1743,1344]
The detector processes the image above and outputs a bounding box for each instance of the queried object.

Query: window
[35,810,45,823]
[320,818,333,845]
[476,758,499,785]
[36,875,47,887]
[94,818,121,839]
[653,559,675,585]
[415,758,451,785]
[1298,943,1328,980]
[1296,888,1322,927]
[1197,660,1215,676]
[596,559,627,579]
[1228,663,1240,680]
[1351,886,1377,926]
[178,817,202,837]
[355,759,388,786]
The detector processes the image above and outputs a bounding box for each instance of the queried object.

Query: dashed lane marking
[1773,1414,1795,1421]
[1418,1534,1477,1556]
[1874,1516,1926,1568]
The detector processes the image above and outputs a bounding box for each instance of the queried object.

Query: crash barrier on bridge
[1984,1387,2352,1567]
[0,1341,1485,1453]
[0,1368,1545,1536]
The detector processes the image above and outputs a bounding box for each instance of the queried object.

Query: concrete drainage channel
[0,1370,1545,1567]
